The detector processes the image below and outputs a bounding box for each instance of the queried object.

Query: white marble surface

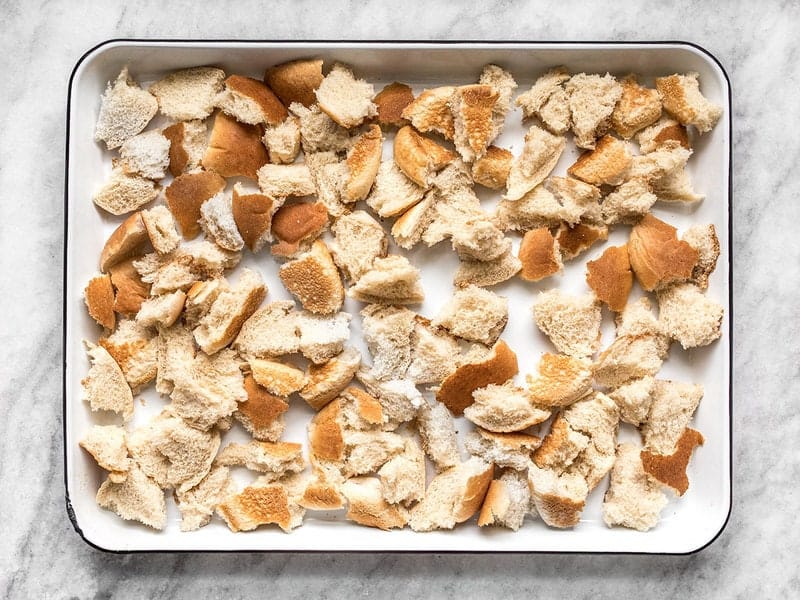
[1,0,798,597]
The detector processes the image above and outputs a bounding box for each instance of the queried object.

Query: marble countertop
[2,0,798,597]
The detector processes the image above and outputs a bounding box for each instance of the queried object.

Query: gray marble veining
[1,0,799,597]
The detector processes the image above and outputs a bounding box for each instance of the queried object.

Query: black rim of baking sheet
[63,38,734,556]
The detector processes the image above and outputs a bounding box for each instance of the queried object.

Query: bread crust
[264,59,324,108]
[374,82,414,127]
[271,201,328,257]
[393,125,457,187]
[611,76,662,139]
[640,427,704,496]
[203,111,269,180]
[231,186,274,252]
[165,170,226,239]
[518,227,562,281]
[100,212,149,272]
[309,399,345,462]
[451,84,500,161]
[628,214,699,291]
[471,145,513,190]
[401,86,455,139]
[108,258,151,315]
[345,124,383,202]
[278,240,343,314]
[84,274,116,330]
[526,353,592,408]
[163,122,190,177]
[237,374,289,435]
[224,74,288,126]
[567,134,632,186]
[586,244,633,312]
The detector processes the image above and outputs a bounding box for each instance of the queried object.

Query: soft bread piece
[163,119,207,177]
[408,457,493,532]
[611,76,662,139]
[437,340,519,416]
[84,274,116,330]
[134,241,240,295]
[118,130,171,180]
[271,201,328,258]
[299,471,346,510]
[682,224,720,289]
[641,427,704,496]
[527,465,588,528]
[407,317,461,385]
[135,290,186,328]
[356,370,424,424]
[231,183,274,252]
[95,67,158,150]
[628,214,699,291]
[393,125,458,188]
[342,477,409,530]
[432,284,508,346]
[218,473,306,532]
[478,470,531,531]
[560,392,619,490]
[601,442,668,532]
[345,124,383,201]
[526,353,593,408]
[290,103,352,155]
[454,248,522,289]
[533,416,590,470]
[608,376,656,426]
[592,335,665,389]
[215,441,305,478]
[533,290,602,358]
[360,304,416,381]
[478,64,518,131]
[641,379,704,457]
[300,347,362,410]
[366,160,425,218]
[565,72,623,149]
[391,189,437,250]
[141,205,180,254]
[99,212,149,272]
[127,410,220,493]
[567,134,632,186]
[248,358,306,396]
[79,425,131,481]
[315,63,377,128]
[296,310,352,364]
[586,244,633,312]
[657,283,723,349]
[175,465,235,531]
[348,255,425,305]
[165,170,226,239]
[93,168,160,216]
[449,84,500,162]
[465,380,551,433]
[373,81,414,127]
[257,163,316,199]
[637,118,690,154]
[656,72,722,133]
[279,240,343,315]
[305,152,349,217]
[401,86,456,139]
[232,301,299,358]
[200,191,245,251]
[203,111,268,180]
[519,227,563,281]
[82,342,132,421]
[330,210,388,282]
[652,163,704,203]
[515,67,572,134]
[504,125,566,201]
[471,145,513,189]
[556,222,609,261]
[450,218,510,263]
[193,268,267,354]
[464,429,541,471]
[416,400,460,472]
[96,463,166,530]
[235,374,289,442]
[216,74,288,126]
[263,116,301,164]
[379,438,426,506]
[155,322,195,394]
[615,294,667,352]
[149,66,225,120]
[600,177,657,225]
[265,58,324,108]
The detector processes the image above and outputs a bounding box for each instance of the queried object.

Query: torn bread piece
[149,66,225,120]
[608,376,655,426]
[567,134,632,186]
[305,152,348,218]
[478,64,518,132]
[600,177,657,225]
[556,222,609,261]
[84,273,115,330]
[533,290,601,358]
[348,255,425,305]
[300,347,362,410]
[416,400,460,472]
[315,63,377,128]
[465,380,552,433]
[526,353,593,408]
[141,205,180,255]
[565,72,623,149]
[93,168,160,216]
[215,441,305,479]
[407,317,461,385]
[296,310,352,364]
[528,465,588,529]
[290,103,352,155]
[519,227,563,281]
[432,285,508,346]
[248,358,306,396]
[393,125,458,188]
[175,465,235,531]
[451,218,511,263]
[504,125,566,201]
[99,212,149,273]
[356,370,424,425]
[533,415,589,471]
[637,117,690,154]
[163,119,207,177]
[373,81,414,127]
[560,392,619,490]
[257,163,315,199]
[471,145,513,190]
[641,380,704,456]
[366,160,425,218]
[298,470,346,510]
[681,224,720,289]
[155,322,195,394]
[610,76,662,139]
[94,67,158,150]
[165,169,227,240]
[134,241,240,295]
[628,214,699,291]
[344,124,383,202]
[203,111,268,180]
[231,184,274,253]
[656,72,722,133]
[515,67,571,134]
[135,290,186,328]
[657,283,723,349]
[118,130,171,180]
[265,58,324,108]
[263,116,301,164]
[330,210,388,282]
[279,239,343,315]
[96,463,166,530]
[79,425,131,482]
[215,74,288,126]
[391,189,437,250]
[200,191,245,252]
[360,304,416,381]
[454,247,522,289]
[593,335,665,389]
[217,473,306,532]
[496,176,601,231]
[92,321,152,400]
[465,429,541,471]
[401,86,456,139]
[232,300,300,359]
[586,244,633,312]
[342,477,409,530]
[235,374,289,442]
[641,427,704,496]
[449,83,500,162]
[379,438,426,506]
[271,201,328,258]
[478,469,531,531]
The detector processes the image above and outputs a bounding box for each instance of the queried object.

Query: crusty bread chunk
[600,177,657,225]
[637,117,690,154]
[342,477,409,530]
[401,86,456,139]
[379,438,426,506]
[141,205,180,255]
[93,168,160,216]
[233,300,299,359]
[136,290,186,328]
[305,151,349,217]
[527,465,588,528]
[155,322,195,394]
[586,244,633,312]
[175,465,234,531]
[454,247,523,289]
[628,214,699,291]
[478,469,531,531]
[496,176,601,232]
[82,342,133,421]
[96,463,166,530]
[533,416,589,470]
[465,380,551,433]
[626,141,693,182]
[516,67,571,134]
[556,222,609,261]
[601,443,668,531]
[235,374,289,442]
[407,317,460,385]
[449,84,500,162]
[165,169,226,239]
[128,410,220,493]
[640,380,703,456]
[432,285,508,346]
[193,268,266,354]
[416,400,460,472]
[163,119,207,177]
[526,352,593,408]
[230,184,274,253]
[559,392,619,490]
[203,111,268,180]
[611,76,662,139]
[367,160,425,218]
[330,210,388,282]
[451,218,511,263]
[300,347,362,410]
[391,189,437,250]
[656,72,722,133]
[478,64,518,131]
[248,358,306,396]
[95,67,158,150]
[297,310,352,364]
[393,125,458,188]
[373,81,414,127]
[265,58,324,108]
[315,63,377,128]
[345,124,383,202]
[608,376,655,426]
[290,103,352,155]
[408,457,493,532]
[682,224,720,289]
[84,273,116,330]
[348,255,425,305]
[657,282,723,349]
[79,425,131,482]
[262,116,301,164]
[565,72,623,149]
[218,473,306,532]
[99,212,149,273]
[504,125,566,201]
[200,191,245,252]
[298,470,346,510]
[533,290,601,358]
[108,258,151,315]
[149,66,225,120]
[279,240,343,315]
[216,74,288,126]
[356,370,424,425]
[360,304,416,381]
[471,145,513,190]
[519,227,563,281]
[641,427,704,496]
[465,429,541,471]
[257,162,315,199]
[271,200,328,258]
[134,241,240,295]
[593,334,665,389]
[215,440,305,478]
[118,130,171,180]
[567,134,632,186]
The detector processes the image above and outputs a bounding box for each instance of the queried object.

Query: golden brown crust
[300,480,345,510]
[309,399,344,462]
[471,145,513,189]
[345,485,408,530]
[202,111,268,180]
[611,76,662,139]
[628,214,699,291]
[653,123,690,150]
[477,428,542,449]
[393,125,457,187]
[567,134,632,186]
[100,212,149,272]
[278,240,343,314]
[264,58,324,108]
[84,274,116,330]
[165,170,226,239]
[108,258,151,315]
[373,82,414,127]
[163,122,189,177]
[344,387,384,425]
[271,202,328,258]
[249,359,306,396]
[231,187,274,252]
[526,353,592,408]
[454,463,494,522]
[533,417,574,468]
[477,479,506,527]
[640,427,704,496]
[224,75,288,126]
[518,227,562,281]
[535,491,584,528]
[556,222,609,261]
[586,244,633,312]
[401,86,456,139]
[436,340,519,416]
[345,124,383,201]
[454,84,499,156]
[239,374,289,430]
[219,483,292,532]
